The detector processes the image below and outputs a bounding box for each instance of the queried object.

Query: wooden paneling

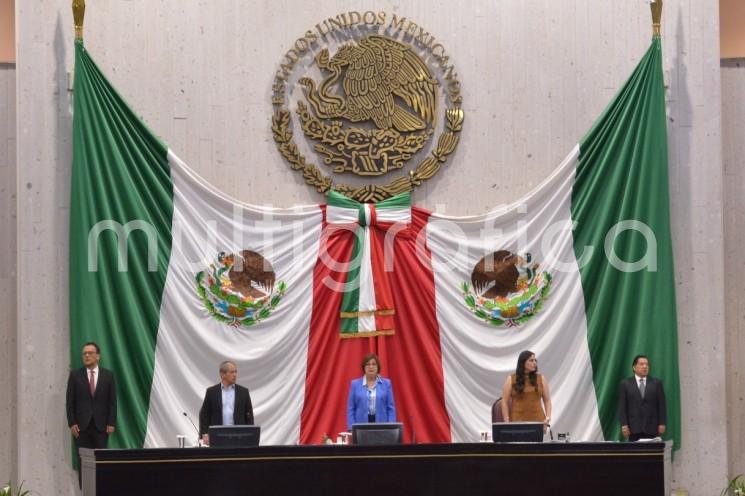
[721,0,745,58]
[0,0,14,62]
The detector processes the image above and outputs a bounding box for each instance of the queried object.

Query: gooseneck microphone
[182,411,200,443]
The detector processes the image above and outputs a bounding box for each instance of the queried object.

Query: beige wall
[0,62,16,483]
[0,0,14,62]
[722,58,745,480]
[9,1,731,494]
[721,0,745,58]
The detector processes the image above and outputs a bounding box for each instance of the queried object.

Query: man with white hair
[198,360,254,445]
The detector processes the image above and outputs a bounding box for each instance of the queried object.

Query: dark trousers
[75,423,109,487]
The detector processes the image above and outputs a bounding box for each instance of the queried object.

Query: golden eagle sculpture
[299,35,438,132]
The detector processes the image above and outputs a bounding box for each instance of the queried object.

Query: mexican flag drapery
[70,36,680,453]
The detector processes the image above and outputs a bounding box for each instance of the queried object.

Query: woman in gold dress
[500,350,552,431]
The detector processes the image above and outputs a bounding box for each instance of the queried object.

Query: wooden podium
[81,441,668,495]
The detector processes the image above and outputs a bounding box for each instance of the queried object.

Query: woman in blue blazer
[347,353,397,431]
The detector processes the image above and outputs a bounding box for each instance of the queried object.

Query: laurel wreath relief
[271,106,463,202]
[270,31,464,202]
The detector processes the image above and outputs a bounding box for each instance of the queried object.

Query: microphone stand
[183,411,201,446]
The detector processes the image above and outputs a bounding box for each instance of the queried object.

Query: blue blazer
[347,376,397,431]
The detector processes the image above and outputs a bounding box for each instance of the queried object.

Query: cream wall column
[0,0,16,484]
[0,61,17,483]
[14,1,729,494]
[15,0,74,492]
[722,58,745,480]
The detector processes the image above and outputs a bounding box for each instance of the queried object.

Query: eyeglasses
[82,351,98,356]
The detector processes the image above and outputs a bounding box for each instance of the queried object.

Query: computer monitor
[208,425,261,448]
[492,422,543,443]
[351,422,403,445]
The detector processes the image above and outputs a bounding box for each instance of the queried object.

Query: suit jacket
[618,376,667,436]
[199,383,254,435]
[347,376,397,431]
[66,366,117,432]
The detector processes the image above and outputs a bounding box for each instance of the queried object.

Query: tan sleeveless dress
[510,373,545,421]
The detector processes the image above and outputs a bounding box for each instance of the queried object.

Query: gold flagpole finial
[73,0,86,40]
[650,0,663,38]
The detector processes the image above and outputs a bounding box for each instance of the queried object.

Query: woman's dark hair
[514,350,538,394]
[361,353,381,373]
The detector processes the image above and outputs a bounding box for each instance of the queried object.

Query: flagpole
[73,0,85,40]
[650,0,662,38]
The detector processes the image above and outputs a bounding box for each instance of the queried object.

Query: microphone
[182,411,200,444]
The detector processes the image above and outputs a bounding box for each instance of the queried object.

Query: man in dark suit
[66,342,117,485]
[619,354,666,441]
[199,360,254,445]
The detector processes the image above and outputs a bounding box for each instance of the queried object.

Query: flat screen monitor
[208,425,261,448]
[492,422,543,443]
[351,422,403,445]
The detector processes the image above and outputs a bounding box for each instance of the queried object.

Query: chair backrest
[492,397,504,423]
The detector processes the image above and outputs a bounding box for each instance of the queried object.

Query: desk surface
[81,442,667,496]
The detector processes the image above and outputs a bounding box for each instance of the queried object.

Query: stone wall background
[2,1,735,494]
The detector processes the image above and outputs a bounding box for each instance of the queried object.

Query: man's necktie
[89,370,96,397]
[639,378,645,399]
